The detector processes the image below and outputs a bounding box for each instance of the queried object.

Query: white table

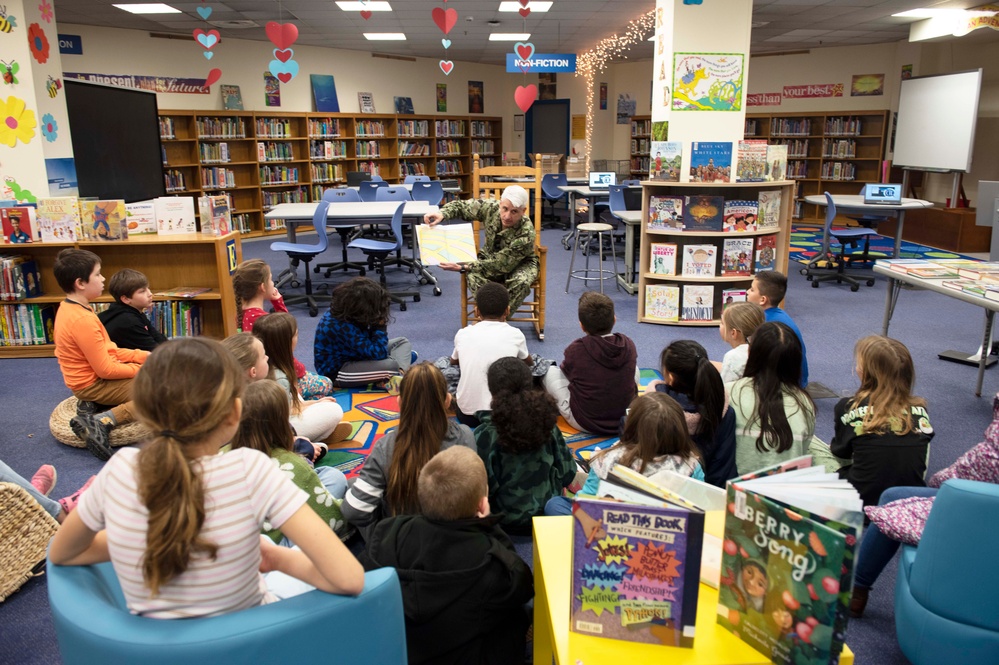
[346,182,460,193]
[803,194,933,258]
[614,209,642,294]
[874,261,997,396]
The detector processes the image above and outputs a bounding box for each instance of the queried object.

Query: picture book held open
[415,223,477,266]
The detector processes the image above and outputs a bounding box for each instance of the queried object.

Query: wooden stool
[49,397,149,449]
[565,222,620,294]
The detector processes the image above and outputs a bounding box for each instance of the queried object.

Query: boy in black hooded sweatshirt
[98,268,167,352]
[363,446,533,665]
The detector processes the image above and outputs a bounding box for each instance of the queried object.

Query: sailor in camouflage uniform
[424,185,539,312]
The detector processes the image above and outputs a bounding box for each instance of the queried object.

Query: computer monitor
[588,172,616,189]
[862,183,902,205]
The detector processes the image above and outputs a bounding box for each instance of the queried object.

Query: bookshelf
[0,233,242,358]
[159,111,501,237]
[637,181,795,326]
[630,115,652,176]
[744,110,888,223]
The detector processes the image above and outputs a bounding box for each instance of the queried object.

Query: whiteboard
[893,70,982,172]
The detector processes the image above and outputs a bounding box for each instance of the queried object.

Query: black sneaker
[70,414,115,461]
[76,400,99,416]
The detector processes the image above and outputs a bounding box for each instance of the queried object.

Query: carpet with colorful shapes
[788,226,977,266]
[315,369,665,479]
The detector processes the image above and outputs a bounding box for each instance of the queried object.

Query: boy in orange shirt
[53,249,149,460]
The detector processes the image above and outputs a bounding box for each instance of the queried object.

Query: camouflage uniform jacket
[473,410,576,534]
[439,198,539,281]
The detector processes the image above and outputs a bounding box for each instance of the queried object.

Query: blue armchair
[47,561,407,665]
[894,478,999,664]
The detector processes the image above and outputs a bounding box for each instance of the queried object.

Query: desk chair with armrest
[375,187,412,202]
[410,181,444,206]
[347,201,421,311]
[269,200,332,317]
[314,188,367,280]
[800,192,880,292]
[358,180,389,202]
[541,173,569,228]
[846,185,895,259]
[404,175,431,184]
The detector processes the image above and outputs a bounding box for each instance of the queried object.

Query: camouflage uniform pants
[467,260,539,313]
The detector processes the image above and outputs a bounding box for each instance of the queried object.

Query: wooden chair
[461,154,546,340]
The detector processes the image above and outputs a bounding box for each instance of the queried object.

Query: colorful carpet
[788,226,977,266]
[315,369,664,479]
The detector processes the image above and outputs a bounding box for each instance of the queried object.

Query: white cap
[501,185,529,209]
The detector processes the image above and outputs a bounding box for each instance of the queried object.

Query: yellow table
[533,516,855,665]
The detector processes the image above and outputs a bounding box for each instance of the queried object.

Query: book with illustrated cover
[721,237,754,276]
[648,195,684,230]
[956,262,999,280]
[79,200,128,241]
[766,144,788,181]
[36,197,80,243]
[649,141,682,182]
[1,206,37,243]
[682,284,714,322]
[310,74,339,113]
[683,195,725,232]
[645,284,679,322]
[415,223,478,266]
[681,244,717,277]
[650,243,678,276]
[153,196,197,235]
[689,142,732,183]
[723,200,759,232]
[757,190,782,229]
[197,195,232,236]
[717,458,862,665]
[722,288,748,308]
[571,496,703,647]
[125,201,157,235]
[755,235,777,272]
[736,140,768,182]
[220,84,244,111]
[907,266,959,279]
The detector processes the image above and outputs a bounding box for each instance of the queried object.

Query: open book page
[415,223,478,266]
[647,469,726,512]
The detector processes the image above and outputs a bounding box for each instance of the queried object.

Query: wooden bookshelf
[0,233,243,358]
[630,115,652,176]
[159,111,501,237]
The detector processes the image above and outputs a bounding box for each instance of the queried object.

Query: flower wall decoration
[0,96,37,147]
[41,113,56,142]
[27,23,50,64]
[38,0,53,23]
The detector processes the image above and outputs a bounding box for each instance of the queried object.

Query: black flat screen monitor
[63,79,166,202]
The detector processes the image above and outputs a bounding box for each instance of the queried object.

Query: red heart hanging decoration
[432,7,458,34]
[277,72,293,84]
[360,10,372,19]
[519,0,530,6]
[274,48,293,63]
[515,43,534,60]
[514,84,538,113]
[440,60,454,75]
[265,21,299,50]
[204,68,222,87]
[519,8,531,18]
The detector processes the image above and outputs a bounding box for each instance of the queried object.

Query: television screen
[64,80,166,203]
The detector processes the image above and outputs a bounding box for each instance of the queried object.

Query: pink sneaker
[31,464,57,497]
[58,475,96,514]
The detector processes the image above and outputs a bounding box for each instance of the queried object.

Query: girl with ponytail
[50,338,363,618]
[647,339,737,487]
[474,357,576,534]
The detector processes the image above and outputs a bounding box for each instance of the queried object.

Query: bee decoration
[0,6,17,33]
[1,59,17,86]
[46,75,61,97]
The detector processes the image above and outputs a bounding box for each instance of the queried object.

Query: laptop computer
[588,172,616,190]
[863,183,903,205]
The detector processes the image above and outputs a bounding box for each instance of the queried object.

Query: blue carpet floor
[788,226,978,265]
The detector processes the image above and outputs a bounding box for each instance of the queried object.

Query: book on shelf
[0,302,54,345]
[682,284,714,322]
[683,195,725,232]
[689,142,732,183]
[723,200,759,232]
[357,91,376,113]
[220,84,244,111]
[648,195,684,230]
[155,286,212,299]
[736,140,768,182]
[650,243,678,276]
[717,457,863,665]
[648,141,682,182]
[722,288,748,308]
[0,255,41,301]
[79,200,128,241]
[37,197,81,243]
[756,190,782,230]
[197,194,232,236]
[571,494,703,647]
[721,238,754,276]
[766,144,789,181]
[1,206,37,243]
[414,223,478,266]
[755,235,777,273]
[681,244,717,277]
[153,196,197,235]
[309,75,339,113]
[124,201,157,235]
[645,284,679,322]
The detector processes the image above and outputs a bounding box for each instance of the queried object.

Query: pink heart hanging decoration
[432,7,458,34]
[274,48,293,63]
[277,72,293,84]
[439,60,454,75]
[204,68,222,87]
[519,7,531,17]
[360,10,372,19]
[515,84,538,112]
[265,21,299,50]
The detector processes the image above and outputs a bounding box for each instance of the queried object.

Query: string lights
[575,10,655,172]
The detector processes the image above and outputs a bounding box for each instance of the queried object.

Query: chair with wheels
[358,180,389,202]
[375,186,412,202]
[403,175,430,184]
[345,171,371,187]
[347,201,421,311]
[269,200,332,317]
[540,173,568,228]
[800,192,880,292]
[410,181,444,206]
[47,559,408,665]
[845,185,894,256]
[314,188,367,279]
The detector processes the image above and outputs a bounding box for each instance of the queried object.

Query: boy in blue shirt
[747,271,809,387]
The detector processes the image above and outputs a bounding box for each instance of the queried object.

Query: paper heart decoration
[514,84,537,112]
[204,68,222,87]
[519,7,530,17]
[196,5,212,20]
[439,59,454,75]
[441,38,451,49]
[514,41,534,61]
[360,10,372,19]
[204,51,214,60]
[432,7,458,35]
[518,0,530,6]
[274,48,293,63]
[268,58,299,83]
[194,28,220,50]
[265,21,299,50]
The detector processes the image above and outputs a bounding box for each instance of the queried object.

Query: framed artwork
[436,83,447,112]
[514,114,525,132]
[468,81,484,114]
[310,74,340,112]
[358,91,376,113]
[263,72,280,107]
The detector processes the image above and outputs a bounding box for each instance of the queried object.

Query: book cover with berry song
[717,463,862,665]
[570,498,704,647]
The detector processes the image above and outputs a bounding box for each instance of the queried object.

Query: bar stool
[565,222,620,293]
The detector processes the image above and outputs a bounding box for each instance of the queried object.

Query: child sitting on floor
[714,301,765,383]
[98,268,167,352]
[747,270,809,387]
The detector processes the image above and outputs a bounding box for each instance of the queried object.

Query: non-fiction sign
[506,53,576,73]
